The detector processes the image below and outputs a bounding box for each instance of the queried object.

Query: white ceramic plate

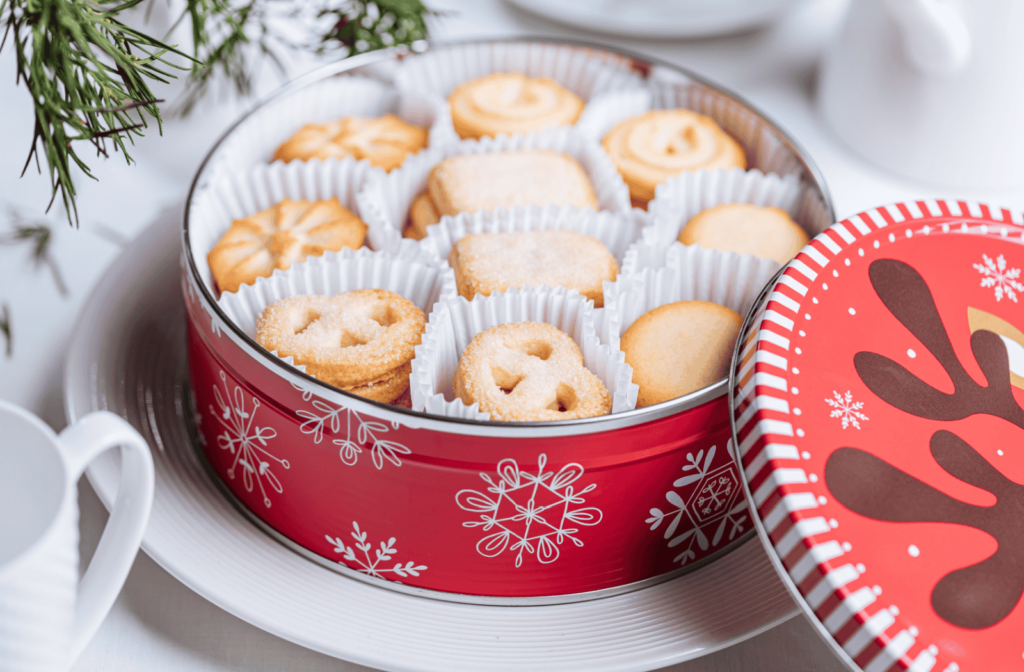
[63,209,798,672]
[504,0,803,38]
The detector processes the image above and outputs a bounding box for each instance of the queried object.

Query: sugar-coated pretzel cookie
[255,289,426,402]
[602,110,746,205]
[454,322,611,422]
[621,301,741,408]
[449,73,584,141]
[272,114,428,172]
[448,231,618,307]
[678,203,808,265]
[208,198,367,294]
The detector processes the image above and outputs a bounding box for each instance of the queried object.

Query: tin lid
[730,200,1024,672]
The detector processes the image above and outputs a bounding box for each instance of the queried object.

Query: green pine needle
[1,0,195,226]
[2,207,69,297]
[0,304,10,357]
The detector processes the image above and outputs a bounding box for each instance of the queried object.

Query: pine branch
[2,208,70,297]
[1,0,194,226]
[317,0,437,55]
[0,305,10,358]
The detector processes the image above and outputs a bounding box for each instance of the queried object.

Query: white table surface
[3,0,1023,669]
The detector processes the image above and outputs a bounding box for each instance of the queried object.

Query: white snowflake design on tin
[825,390,869,430]
[291,383,410,469]
[456,454,603,568]
[646,444,747,566]
[211,370,289,507]
[326,522,427,581]
[973,253,1024,303]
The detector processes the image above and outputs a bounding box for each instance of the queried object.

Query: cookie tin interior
[729,200,1024,672]
[182,37,836,434]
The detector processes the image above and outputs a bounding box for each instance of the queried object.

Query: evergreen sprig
[317,0,436,55]
[1,0,195,226]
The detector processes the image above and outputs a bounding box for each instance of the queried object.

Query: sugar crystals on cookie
[449,230,618,307]
[255,289,425,404]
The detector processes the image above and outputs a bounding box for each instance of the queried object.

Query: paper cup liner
[410,286,638,421]
[641,167,804,253]
[419,204,642,267]
[189,158,399,296]
[217,246,456,394]
[356,126,633,252]
[200,74,459,183]
[391,41,644,106]
[601,244,779,349]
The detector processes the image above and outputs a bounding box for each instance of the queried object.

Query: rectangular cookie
[428,150,599,217]
[448,230,618,307]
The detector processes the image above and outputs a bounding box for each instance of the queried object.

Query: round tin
[182,38,834,604]
[730,200,1024,670]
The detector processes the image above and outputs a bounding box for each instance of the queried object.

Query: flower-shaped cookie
[272,114,428,172]
[207,198,367,294]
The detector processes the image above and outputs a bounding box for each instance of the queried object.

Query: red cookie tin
[181,38,834,604]
[731,200,1024,670]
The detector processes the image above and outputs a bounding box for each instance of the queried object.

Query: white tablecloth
[2,0,1022,669]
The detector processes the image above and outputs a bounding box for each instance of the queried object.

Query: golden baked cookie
[449,73,584,140]
[678,203,808,265]
[255,289,426,403]
[405,191,440,240]
[454,322,611,422]
[208,198,367,294]
[449,231,618,307]
[407,150,598,238]
[602,110,746,205]
[621,301,742,408]
[272,114,428,172]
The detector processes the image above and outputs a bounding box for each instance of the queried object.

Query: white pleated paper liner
[642,167,804,250]
[391,41,644,106]
[419,204,642,266]
[218,245,456,348]
[601,244,779,349]
[200,74,459,182]
[410,286,639,421]
[356,126,633,252]
[190,158,391,296]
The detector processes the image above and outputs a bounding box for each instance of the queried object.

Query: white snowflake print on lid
[825,390,869,430]
[211,371,289,507]
[326,522,426,581]
[973,253,1024,303]
[646,444,747,566]
[456,454,602,568]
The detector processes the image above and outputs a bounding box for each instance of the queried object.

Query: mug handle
[57,411,155,661]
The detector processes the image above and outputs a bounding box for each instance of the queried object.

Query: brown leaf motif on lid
[825,259,1024,630]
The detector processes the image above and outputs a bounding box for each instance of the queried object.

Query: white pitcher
[0,401,154,672]
[818,0,1024,187]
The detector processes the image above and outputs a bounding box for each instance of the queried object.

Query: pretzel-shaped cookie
[454,322,611,422]
[256,289,426,400]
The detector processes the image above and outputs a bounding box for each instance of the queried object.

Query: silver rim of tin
[183,36,837,438]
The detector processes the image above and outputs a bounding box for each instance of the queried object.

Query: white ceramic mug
[0,401,154,672]
[818,0,1024,187]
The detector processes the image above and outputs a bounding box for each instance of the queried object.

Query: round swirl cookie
[678,203,808,265]
[602,110,746,206]
[272,114,428,172]
[454,322,611,421]
[255,289,426,404]
[207,198,367,294]
[449,73,584,141]
[621,301,742,408]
